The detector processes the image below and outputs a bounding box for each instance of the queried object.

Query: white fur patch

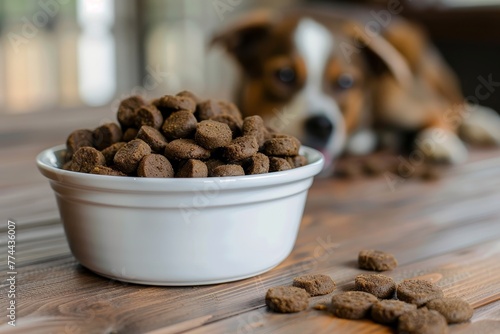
[286,18,346,159]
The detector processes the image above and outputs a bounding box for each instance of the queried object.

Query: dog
[212,6,500,170]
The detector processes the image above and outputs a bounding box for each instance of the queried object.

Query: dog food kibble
[269,157,292,172]
[286,155,308,168]
[62,91,306,177]
[137,126,168,153]
[426,298,473,324]
[176,90,202,104]
[211,164,245,177]
[114,139,152,174]
[265,286,310,313]
[162,110,198,140]
[292,274,336,296]
[66,129,94,160]
[122,128,138,142]
[371,300,417,324]
[261,251,474,331]
[92,123,123,150]
[355,274,396,299]
[176,159,208,178]
[358,249,398,271]
[117,95,145,128]
[137,154,174,178]
[242,115,266,147]
[218,100,242,120]
[135,105,163,130]
[158,95,196,114]
[398,308,448,334]
[223,136,259,161]
[165,139,211,161]
[331,291,378,319]
[90,165,126,176]
[196,99,223,121]
[210,114,242,136]
[396,279,444,307]
[195,120,232,150]
[244,153,270,175]
[68,147,106,173]
[262,136,300,156]
[206,159,225,176]
[101,142,126,166]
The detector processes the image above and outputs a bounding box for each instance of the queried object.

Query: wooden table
[1,110,500,333]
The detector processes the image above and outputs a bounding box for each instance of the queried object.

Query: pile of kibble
[62,91,307,177]
[266,250,473,334]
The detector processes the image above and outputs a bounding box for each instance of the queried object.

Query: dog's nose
[305,115,334,142]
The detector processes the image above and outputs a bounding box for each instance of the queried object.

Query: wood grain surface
[1,111,500,333]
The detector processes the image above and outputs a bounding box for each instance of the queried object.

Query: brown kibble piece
[206,159,225,176]
[244,153,269,175]
[371,300,417,324]
[242,115,266,147]
[114,139,152,174]
[162,110,198,140]
[265,286,309,313]
[218,100,242,120]
[159,95,196,113]
[135,105,163,130]
[223,136,259,162]
[122,128,138,142]
[70,147,106,173]
[211,164,245,177]
[137,154,174,178]
[176,159,208,178]
[426,298,473,324]
[101,142,126,165]
[355,274,396,299]
[269,157,292,172]
[398,308,448,334]
[93,123,123,150]
[210,114,242,137]
[195,120,232,150]
[397,279,444,307]
[90,165,126,176]
[293,274,336,296]
[137,126,168,153]
[286,155,308,168]
[358,249,398,271]
[117,96,145,128]
[165,139,211,161]
[176,90,202,104]
[331,291,378,319]
[262,136,300,156]
[196,99,223,121]
[66,129,94,160]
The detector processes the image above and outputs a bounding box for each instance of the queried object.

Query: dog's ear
[340,22,413,90]
[211,11,274,74]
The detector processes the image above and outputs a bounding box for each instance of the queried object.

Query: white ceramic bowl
[36,145,324,285]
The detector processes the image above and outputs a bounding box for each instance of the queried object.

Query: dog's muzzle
[304,114,334,147]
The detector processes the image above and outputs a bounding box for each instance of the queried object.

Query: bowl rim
[36,145,325,192]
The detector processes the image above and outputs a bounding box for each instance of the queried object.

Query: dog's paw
[460,105,500,146]
[415,128,468,164]
[346,129,377,156]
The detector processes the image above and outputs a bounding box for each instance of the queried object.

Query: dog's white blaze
[289,18,346,161]
[294,18,332,91]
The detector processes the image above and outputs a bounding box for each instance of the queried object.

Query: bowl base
[82,262,282,286]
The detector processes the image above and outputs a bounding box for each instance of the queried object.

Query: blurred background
[0,0,499,117]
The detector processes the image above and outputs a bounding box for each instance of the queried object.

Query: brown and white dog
[212,6,500,169]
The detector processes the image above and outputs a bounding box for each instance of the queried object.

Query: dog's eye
[275,67,296,85]
[336,73,355,90]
